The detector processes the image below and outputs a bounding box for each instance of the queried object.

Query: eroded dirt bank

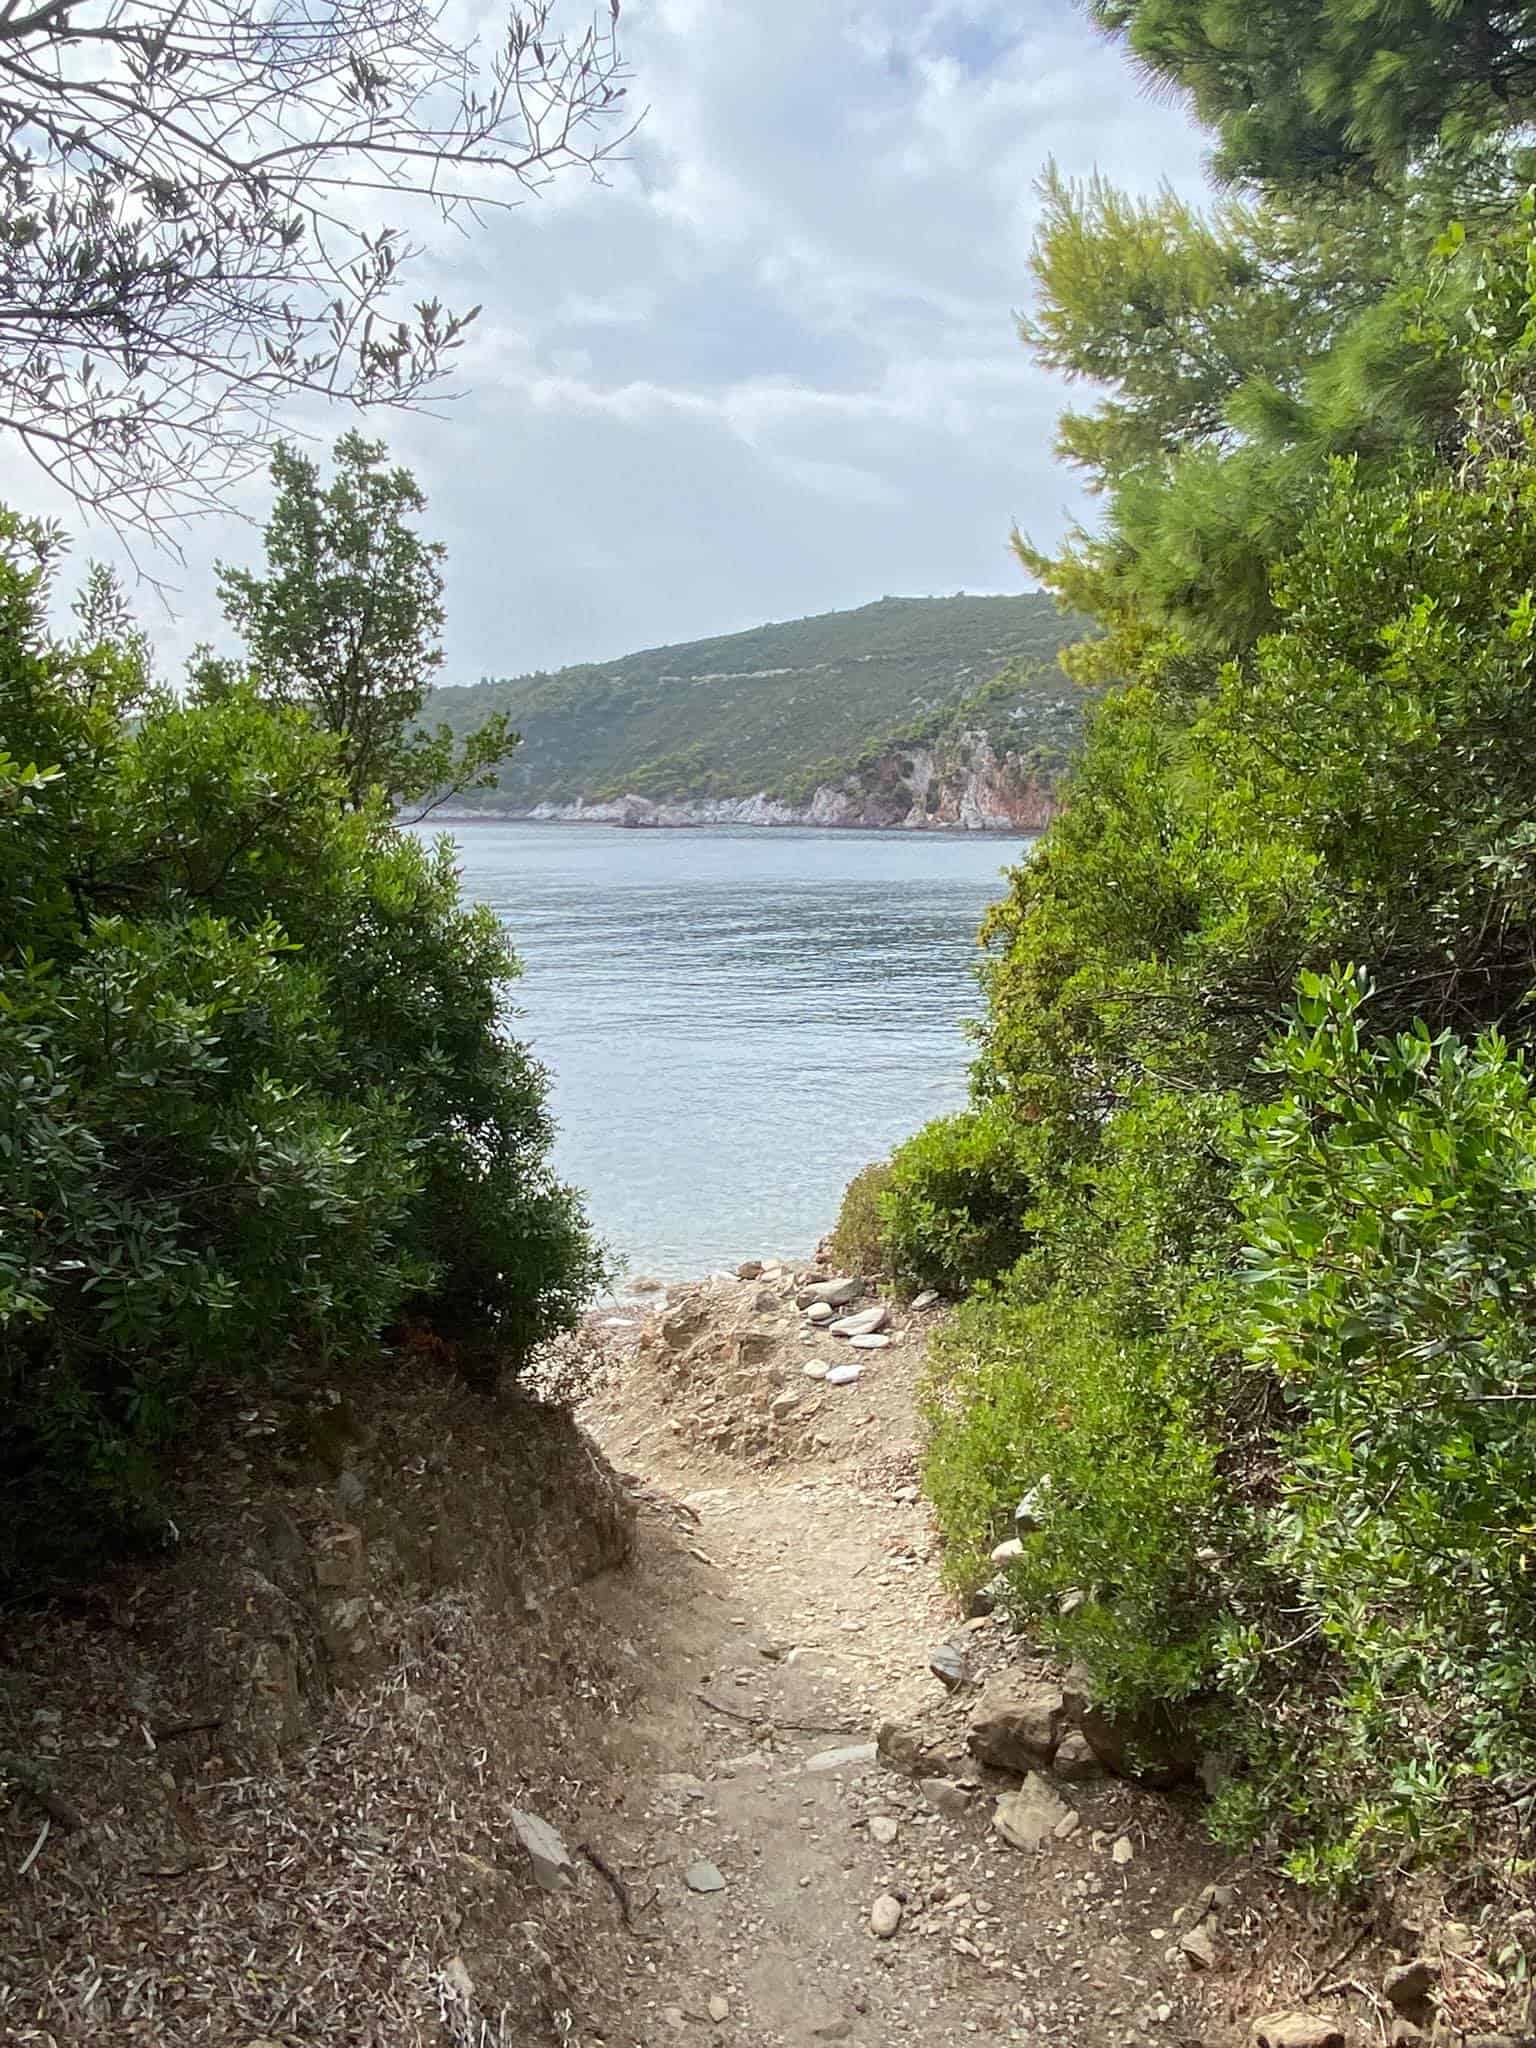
[1,1266,1526,2047]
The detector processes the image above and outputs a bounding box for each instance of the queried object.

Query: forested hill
[425,593,1087,811]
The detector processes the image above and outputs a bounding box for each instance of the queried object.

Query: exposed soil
[569,1269,1255,2048]
[2,1266,1523,2047]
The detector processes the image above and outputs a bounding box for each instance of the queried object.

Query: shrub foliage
[0,519,603,1591]
[909,174,1536,1883]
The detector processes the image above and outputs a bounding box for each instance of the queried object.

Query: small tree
[216,433,515,809]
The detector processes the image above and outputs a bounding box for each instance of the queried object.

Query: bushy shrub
[1215,968,1536,1881]
[828,1160,893,1276]
[880,1105,1035,1296]
[0,520,605,1590]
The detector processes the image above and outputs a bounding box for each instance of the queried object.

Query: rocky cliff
[519,728,1060,834]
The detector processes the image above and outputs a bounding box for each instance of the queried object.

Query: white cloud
[17,0,1209,677]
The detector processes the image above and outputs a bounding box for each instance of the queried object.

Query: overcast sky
[0,0,1210,681]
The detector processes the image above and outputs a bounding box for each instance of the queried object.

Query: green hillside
[427,593,1089,809]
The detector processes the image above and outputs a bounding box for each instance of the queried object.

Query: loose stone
[849,1333,892,1350]
[825,1364,861,1387]
[870,1893,903,1939]
[686,1859,726,1893]
[868,1814,899,1846]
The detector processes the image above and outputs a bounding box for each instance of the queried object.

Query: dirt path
[567,1274,1248,2048]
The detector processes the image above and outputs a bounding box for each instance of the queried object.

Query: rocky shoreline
[439,727,1061,834]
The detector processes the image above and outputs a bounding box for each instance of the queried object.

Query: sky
[0,0,1211,681]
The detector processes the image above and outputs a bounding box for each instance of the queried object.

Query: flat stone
[509,1809,576,1892]
[909,1290,940,1310]
[805,1742,878,1773]
[825,1364,861,1387]
[829,1304,890,1338]
[849,1333,892,1350]
[798,1277,863,1309]
[686,1859,726,1893]
[708,1995,730,2023]
[810,2019,853,2041]
[869,1893,903,1939]
[802,1361,830,1380]
[992,1774,1072,1851]
[868,1814,899,1846]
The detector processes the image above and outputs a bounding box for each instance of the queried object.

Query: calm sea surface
[434,822,1029,1283]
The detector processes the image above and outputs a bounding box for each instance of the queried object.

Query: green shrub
[828,1160,893,1275]
[0,519,605,1590]
[1215,968,1536,1881]
[880,1106,1035,1296]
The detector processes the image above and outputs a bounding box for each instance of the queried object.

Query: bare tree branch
[0,0,633,538]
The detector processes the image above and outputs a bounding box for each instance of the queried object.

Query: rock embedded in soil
[1111,1835,1134,1865]
[1051,1730,1103,1781]
[929,1642,968,1691]
[877,1721,939,1775]
[804,1742,879,1773]
[1383,1959,1439,2009]
[686,1859,727,1893]
[1078,1697,1199,1787]
[849,1333,892,1350]
[966,1674,1067,1771]
[509,1809,577,1892]
[1180,1923,1217,1970]
[992,1773,1072,1851]
[920,1775,973,1818]
[708,1995,730,2023]
[1250,2019,1348,2048]
[867,1814,899,1846]
[798,1277,864,1309]
[869,1893,904,1939]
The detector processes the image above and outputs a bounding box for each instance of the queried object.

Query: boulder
[967,1675,1067,1772]
[992,1774,1072,1851]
